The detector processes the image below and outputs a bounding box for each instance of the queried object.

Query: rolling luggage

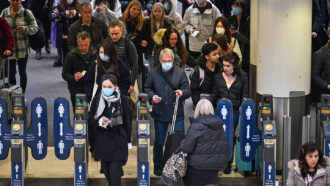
[162,95,185,168]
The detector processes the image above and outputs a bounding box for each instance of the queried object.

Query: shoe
[91,151,99,161]
[223,166,232,174]
[241,171,252,177]
[36,50,41,60]
[154,166,162,176]
[53,59,62,67]
[45,44,51,54]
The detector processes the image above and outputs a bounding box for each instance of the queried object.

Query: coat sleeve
[85,63,96,103]
[181,124,201,154]
[145,71,156,101]
[62,53,76,84]
[286,169,296,186]
[182,7,193,35]
[0,18,14,52]
[68,22,78,51]
[127,40,139,85]
[312,50,328,90]
[190,67,201,106]
[118,60,132,94]
[210,75,219,105]
[180,69,191,100]
[241,73,249,99]
[122,96,132,142]
[24,9,38,35]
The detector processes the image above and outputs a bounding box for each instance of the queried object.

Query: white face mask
[66,0,73,5]
[216,27,225,35]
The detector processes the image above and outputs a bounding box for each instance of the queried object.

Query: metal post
[282,115,291,186]
[302,115,312,144]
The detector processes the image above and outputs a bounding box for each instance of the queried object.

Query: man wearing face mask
[68,2,108,51]
[62,31,97,107]
[182,0,221,58]
[145,48,190,176]
[190,43,221,108]
[161,0,183,34]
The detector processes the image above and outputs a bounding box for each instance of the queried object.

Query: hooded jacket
[181,115,228,170]
[286,158,330,186]
[164,0,183,34]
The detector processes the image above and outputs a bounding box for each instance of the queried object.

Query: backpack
[23,9,46,50]
[189,67,205,87]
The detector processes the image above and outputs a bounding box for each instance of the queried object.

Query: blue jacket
[181,115,228,170]
[145,66,190,122]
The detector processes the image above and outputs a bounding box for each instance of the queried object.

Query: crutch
[170,95,180,134]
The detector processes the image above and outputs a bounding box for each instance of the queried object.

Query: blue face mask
[161,62,173,71]
[102,88,114,97]
[232,7,240,16]
[163,2,171,12]
[99,53,110,61]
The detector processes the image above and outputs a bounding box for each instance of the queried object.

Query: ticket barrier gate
[240,95,277,186]
[53,94,88,185]
[0,95,48,186]
[137,93,150,186]
[319,94,330,157]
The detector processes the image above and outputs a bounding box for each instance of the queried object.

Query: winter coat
[62,47,97,95]
[0,17,14,54]
[181,115,228,170]
[164,0,183,34]
[68,17,108,50]
[182,1,221,53]
[286,158,330,186]
[190,58,221,106]
[89,92,132,163]
[210,70,248,109]
[145,66,190,123]
[85,59,131,103]
[312,43,330,93]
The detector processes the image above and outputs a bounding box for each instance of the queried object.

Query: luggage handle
[170,95,180,134]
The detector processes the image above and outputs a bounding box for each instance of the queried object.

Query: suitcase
[162,95,185,168]
[0,58,23,120]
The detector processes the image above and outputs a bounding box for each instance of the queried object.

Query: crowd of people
[0,0,330,185]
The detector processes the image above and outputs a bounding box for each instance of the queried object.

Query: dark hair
[202,43,218,56]
[101,73,117,86]
[233,0,249,22]
[222,52,240,75]
[80,2,91,11]
[97,40,119,77]
[212,16,231,44]
[212,34,228,52]
[76,31,90,40]
[94,0,116,11]
[162,26,188,66]
[297,141,327,174]
[229,15,238,31]
[60,0,80,12]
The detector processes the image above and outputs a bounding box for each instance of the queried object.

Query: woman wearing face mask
[160,0,183,34]
[210,52,248,174]
[51,0,80,67]
[286,141,330,186]
[89,73,132,186]
[208,16,242,63]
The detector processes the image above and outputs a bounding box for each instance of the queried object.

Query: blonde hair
[194,99,214,118]
[159,48,174,61]
[119,0,144,32]
[150,3,165,38]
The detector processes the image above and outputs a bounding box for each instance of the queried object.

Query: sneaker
[154,166,162,176]
[223,166,232,174]
[45,44,51,54]
[36,50,41,60]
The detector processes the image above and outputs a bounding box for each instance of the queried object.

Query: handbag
[24,10,46,50]
[161,151,187,186]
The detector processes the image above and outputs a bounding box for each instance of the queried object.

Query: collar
[192,1,213,13]
[7,5,24,17]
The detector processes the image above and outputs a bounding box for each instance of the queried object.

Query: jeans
[227,108,239,167]
[153,119,185,168]
[9,55,28,93]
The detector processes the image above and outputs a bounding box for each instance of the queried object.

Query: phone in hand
[191,30,200,37]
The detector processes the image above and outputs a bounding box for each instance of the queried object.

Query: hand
[54,8,59,14]
[174,90,183,97]
[141,40,148,47]
[143,10,148,16]
[74,72,83,81]
[14,26,24,33]
[95,6,102,12]
[152,95,161,104]
[191,28,196,35]
[327,85,330,90]
[102,5,108,11]
[65,10,70,16]
[131,35,137,40]
[102,118,111,125]
[128,85,134,93]
[187,0,193,5]
[3,50,11,56]
[312,32,318,38]
[71,10,77,16]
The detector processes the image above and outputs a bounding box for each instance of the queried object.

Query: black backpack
[23,9,46,50]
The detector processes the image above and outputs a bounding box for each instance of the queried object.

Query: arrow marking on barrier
[79,165,82,173]
[60,122,63,136]
[246,125,250,139]
[38,123,42,137]
[223,124,226,132]
[0,123,2,136]
[15,164,19,173]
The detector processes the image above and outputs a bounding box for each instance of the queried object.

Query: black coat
[190,59,221,106]
[89,93,132,162]
[85,59,131,103]
[312,43,330,92]
[210,70,248,109]
[62,48,97,95]
[181,115,228,170]
[145,66,191,122]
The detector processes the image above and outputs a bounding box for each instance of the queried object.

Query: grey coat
[286,158,330,186]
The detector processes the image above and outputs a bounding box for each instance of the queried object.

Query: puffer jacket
[145,65,190,122]
[181,115,228,170]
[210,70,248,108]
[182,1,221,52]
[286,158,330,186]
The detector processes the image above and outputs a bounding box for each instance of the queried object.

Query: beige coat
[286,158,330,186]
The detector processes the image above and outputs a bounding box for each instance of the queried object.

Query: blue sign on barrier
[325,139,330,157]
[25,98,48,160]
[240,99,262,162]
[217,99,233,160]
[75,162,86,186]
[138,162,149,186]
[54,98,73,160]
[264,162,276,186]
[11,162,23,186]
[0,98,10,160]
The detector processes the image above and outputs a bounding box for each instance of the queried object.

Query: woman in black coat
[181,99,228,186]
[210,52,248,174]
[89,74,132,186]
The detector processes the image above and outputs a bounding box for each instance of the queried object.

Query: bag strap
[199,67,204,87]
[158,69,176,91]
